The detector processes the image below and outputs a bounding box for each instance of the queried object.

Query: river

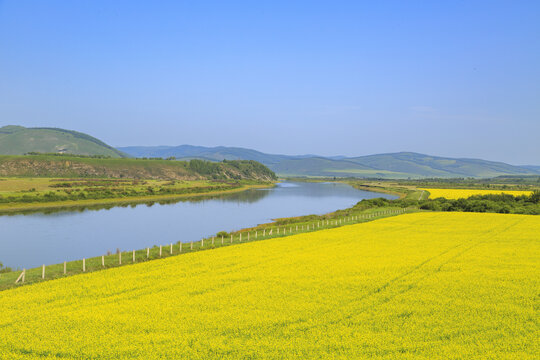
[0,181,397,269]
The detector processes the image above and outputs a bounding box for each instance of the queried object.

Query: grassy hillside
[0,125,126,158]
[0,212,537,359]
[119,146,539,179]
[0,155,277,181]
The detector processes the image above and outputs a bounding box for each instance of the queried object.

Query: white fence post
[15,269,25,284]
[102,255,105,267]
[64,261,67,274]
[133,249,136,262]
[42,264,45,279]
[83,258,86,272]
[119,252,122,265]
[160,245,162,257]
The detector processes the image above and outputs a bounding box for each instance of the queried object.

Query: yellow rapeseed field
[422,188,533,199]
[0,212,538,359]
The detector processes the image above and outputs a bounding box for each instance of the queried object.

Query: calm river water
[0,182,396,269]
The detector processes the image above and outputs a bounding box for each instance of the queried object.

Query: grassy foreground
[0,212,538,359]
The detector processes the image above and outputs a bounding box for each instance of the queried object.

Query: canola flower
[0,212,538,359]
[422,188,533,199]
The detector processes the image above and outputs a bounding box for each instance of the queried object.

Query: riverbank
[0,182,274,214]
[0,205,412,291]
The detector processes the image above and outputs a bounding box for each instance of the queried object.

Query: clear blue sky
[1,1,539,164]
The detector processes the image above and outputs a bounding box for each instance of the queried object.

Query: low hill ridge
[118,146,539,179]
[0,154,277,182]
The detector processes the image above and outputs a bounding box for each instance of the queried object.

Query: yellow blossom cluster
[422,188,533,199]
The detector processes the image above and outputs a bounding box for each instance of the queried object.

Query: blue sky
[1,1,539,164]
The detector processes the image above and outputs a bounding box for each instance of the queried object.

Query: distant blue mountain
[117,145,540,179]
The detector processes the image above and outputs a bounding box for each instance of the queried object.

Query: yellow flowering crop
[422,188,533,199]
[0,212,538,359]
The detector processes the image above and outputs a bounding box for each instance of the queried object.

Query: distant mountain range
[0,125,126,158]
[118,145,540,179]
[1,125,537,179]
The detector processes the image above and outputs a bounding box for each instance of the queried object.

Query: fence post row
[17,208,410,286]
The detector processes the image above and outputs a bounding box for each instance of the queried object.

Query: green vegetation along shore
[0,155,277,213]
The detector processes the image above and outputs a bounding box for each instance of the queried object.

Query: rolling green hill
[118,145,539,179]
[0,125,126,158]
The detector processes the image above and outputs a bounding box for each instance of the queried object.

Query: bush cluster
[352,191,540,215]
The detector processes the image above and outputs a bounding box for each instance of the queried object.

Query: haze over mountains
[1,126,538,179]
[118,145,539,179]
